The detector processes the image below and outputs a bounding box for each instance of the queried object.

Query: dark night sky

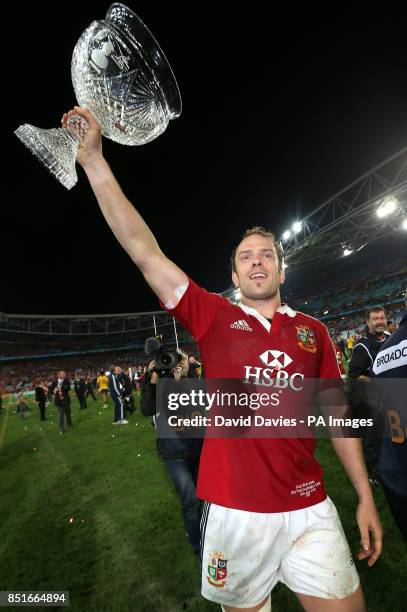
[4,3,407,314]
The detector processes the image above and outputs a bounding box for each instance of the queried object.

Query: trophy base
[15,124,78,190]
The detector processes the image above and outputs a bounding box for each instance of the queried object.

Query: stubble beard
[241,280,280,302]
[373,326,386,335]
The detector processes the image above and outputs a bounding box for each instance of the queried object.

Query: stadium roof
[0,311,174,336]
[222,147,407,301]
[280,146,407,271]
[2,148,406,329]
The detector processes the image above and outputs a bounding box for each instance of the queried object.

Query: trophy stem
[14,114,89,190]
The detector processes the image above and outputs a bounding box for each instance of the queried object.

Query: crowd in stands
[0,334,144,358]
[0,350,146,395]
[326,301,405,339]
[0,345,201,395]
[285,263,406,340]
[1,250,406,395]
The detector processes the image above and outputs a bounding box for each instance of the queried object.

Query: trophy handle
[66,114,90,144]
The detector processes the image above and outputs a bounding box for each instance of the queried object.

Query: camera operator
[141,348,203,557]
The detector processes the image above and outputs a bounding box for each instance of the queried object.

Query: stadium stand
[1,234,405,394]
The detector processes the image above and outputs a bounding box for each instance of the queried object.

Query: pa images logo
[207,551,228,588]
[296,325,317,353]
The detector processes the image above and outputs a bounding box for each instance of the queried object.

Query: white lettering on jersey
[243,365,304,390]
[373,339,407,375]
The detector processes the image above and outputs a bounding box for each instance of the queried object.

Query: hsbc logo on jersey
[243,349,304,390]
[259,350,293,369]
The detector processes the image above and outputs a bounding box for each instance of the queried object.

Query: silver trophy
[15,3,182,189]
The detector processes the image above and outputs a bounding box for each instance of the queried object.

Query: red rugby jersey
[164,279,341,512]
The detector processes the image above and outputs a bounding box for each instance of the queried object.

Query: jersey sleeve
[161,278,225,341]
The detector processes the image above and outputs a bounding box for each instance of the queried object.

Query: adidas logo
[230,319,253,332]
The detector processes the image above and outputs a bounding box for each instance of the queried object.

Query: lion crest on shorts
[207,551,228,587]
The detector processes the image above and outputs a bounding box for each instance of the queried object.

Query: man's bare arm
[62,106,188,307]
[330,437,383,566]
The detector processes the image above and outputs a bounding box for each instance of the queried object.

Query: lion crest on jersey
[207,551,228,587]
[296,325,317,353]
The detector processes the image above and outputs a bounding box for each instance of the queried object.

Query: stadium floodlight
[282,230,291,241]
[343,248,353,256]
[323,310,329,315]
[376,197,397,218]
[402,218,407,230]
[357,242,368,252]
[292,221,302,234]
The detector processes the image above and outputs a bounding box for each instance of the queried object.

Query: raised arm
[61,106,188,308]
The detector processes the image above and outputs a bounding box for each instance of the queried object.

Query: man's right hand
[61,107,103,168]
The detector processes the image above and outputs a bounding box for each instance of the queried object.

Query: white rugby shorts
[200,497,360,607]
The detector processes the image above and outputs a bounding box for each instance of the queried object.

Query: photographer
[141,347,203,557]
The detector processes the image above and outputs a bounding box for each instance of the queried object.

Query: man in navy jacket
[372,292,407,541]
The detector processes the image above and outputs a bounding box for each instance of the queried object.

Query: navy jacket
[372,313,407,496]
[141,373,203,459]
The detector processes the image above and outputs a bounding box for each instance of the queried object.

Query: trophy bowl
[15,3,182,188]
[72,3,182,146]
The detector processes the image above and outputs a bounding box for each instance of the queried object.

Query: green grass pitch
[0,395,405,611]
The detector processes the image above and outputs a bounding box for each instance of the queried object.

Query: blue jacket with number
[372,312,407,496]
